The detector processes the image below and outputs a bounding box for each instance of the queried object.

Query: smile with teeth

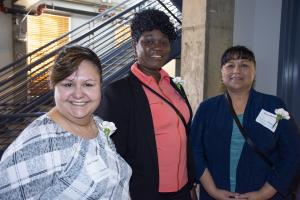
[151,55,162,58]
[71,101,87,106]
[230,76,242,80]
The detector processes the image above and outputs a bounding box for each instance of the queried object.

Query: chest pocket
[148,97,179,133]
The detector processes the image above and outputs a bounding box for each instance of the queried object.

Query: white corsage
[273,108,290,127]
[99,121,117,147]
[173,77,184,89]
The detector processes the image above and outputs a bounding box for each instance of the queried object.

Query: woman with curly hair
[96,9,196,200]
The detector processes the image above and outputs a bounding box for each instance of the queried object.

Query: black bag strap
[225,91,274,168]
[169,78,193,126]
[138,79,188,131]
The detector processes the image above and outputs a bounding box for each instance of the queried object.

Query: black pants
[159,184,192,200]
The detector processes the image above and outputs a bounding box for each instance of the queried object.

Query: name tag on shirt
[255,109,277,132]
[85,155,108,182]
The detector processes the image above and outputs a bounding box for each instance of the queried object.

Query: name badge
[85,155,108,182]
[255,109,277,132]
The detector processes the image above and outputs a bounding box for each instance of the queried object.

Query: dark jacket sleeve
[265,99,300,196]
[95,79,132,157]
[190,101,208,182]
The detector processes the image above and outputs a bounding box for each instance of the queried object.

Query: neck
[227,90,250,115]
[137,63,161,83]
[48,107,97,139]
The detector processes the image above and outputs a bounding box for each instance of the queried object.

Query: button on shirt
[131,64,189,192]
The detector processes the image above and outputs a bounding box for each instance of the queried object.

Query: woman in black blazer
[96,9,196,200]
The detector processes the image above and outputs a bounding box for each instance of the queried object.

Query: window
[27,14,70,96]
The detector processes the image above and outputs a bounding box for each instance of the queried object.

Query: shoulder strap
[138,79,188,131]
[225,92,274,168]
[170,78,193,122]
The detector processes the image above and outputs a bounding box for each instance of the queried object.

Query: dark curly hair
[221,45,256,66]
[130,9,177,43]
[50,45,102,86]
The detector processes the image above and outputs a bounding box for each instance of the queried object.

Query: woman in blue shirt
[190,45,300,199]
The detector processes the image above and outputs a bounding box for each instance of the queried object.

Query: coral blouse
[131,64,189,192]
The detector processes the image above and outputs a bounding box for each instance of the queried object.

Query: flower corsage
[173,77,184,90]
[273,108,290,127]
[99,121,117,148]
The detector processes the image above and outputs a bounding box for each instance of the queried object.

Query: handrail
[0,0,143,74]
[157,0,182,25]
[0,0,182,146]
[0,112,45,119]
[0,0,148,89]
[0,0,181,95]
[0,0,182,103]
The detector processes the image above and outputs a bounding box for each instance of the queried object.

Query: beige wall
[181,0,207,111]
[0,1,13,68]
[181,0,234,111]
[163,59,176,77]
[205,0,234,98]
[233,0,282,95]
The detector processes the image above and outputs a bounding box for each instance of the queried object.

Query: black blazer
[96,72,195,200]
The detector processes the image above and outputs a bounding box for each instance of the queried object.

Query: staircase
[0,0,182,156]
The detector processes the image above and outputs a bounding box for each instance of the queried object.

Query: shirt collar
[131,63,170,85]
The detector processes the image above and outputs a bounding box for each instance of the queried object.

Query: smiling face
[135,29,171,77]
[54,60,101,125]
[221,59,256,94]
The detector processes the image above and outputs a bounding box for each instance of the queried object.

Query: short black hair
[50,45,102,86]
[221,45,256,66]
[130,9,177,43]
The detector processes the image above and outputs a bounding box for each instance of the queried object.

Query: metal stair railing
[0,0,182,153]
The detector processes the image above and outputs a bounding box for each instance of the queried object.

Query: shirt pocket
[149,98,177,133]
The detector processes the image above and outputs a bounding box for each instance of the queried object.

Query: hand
[238,191,264,200]
[238,183,277,200]
[212,188,239,200]
[190,187,198,200]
